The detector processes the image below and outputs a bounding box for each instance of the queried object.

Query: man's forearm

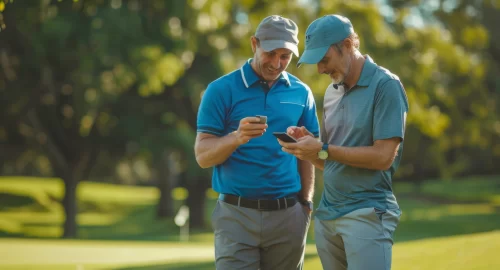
[309,158,324,171]
[195,133,239,168]
[326,144,394,171]
[298,159,315,202]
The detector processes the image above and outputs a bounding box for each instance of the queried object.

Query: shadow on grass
[0,200,214,242]
[76,203,216,242]
[78,204,179,241]
[0,192,39,210]
[394,213,500,242]
[391,195,500,242]
[113,253,318,270]
[77,196,218,242]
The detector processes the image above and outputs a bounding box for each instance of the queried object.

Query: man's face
[251,37,293,81]
[316,44,351,84]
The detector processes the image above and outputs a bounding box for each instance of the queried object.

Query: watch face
[318,150,328,160]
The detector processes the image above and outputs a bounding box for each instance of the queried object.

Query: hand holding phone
[273,132,297,143]
[287,126,313,139]
[234,116,268,145]
[254,115,267,124]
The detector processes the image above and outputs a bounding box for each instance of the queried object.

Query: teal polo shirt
[197,59,320,199]
[316,55,409,220]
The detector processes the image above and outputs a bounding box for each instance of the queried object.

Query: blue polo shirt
[197,59,320,199]
[316,55,409,220]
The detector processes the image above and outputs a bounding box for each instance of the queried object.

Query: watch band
[322,143,329,151]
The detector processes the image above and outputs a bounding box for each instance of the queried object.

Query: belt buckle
[258,199,272,211]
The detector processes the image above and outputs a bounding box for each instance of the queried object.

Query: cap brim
[260,40,299,57]
[296,46,330,67]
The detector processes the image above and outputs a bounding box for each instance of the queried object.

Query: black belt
[220,194,298,211]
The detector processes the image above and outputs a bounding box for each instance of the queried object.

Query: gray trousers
[314,207,401,270]
[211,199,311,270]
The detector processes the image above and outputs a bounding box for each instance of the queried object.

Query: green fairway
[1,230,499,269]
[304,230,500,270]
[0,237,214,269]
[0,176,499,269]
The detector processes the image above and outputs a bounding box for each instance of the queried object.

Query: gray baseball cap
[255,15,299,57]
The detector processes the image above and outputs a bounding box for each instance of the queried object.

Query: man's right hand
[287,126,313,140]
[233,117,268,145]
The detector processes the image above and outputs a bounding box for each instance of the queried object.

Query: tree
[385,0,500,179]
[1,0,498,237]
[0,0,184,237]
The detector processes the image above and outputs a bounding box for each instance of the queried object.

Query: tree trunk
[157,150,176,218]
[26,110,80,238]
[62,174,78,238]
[186,178,207,229]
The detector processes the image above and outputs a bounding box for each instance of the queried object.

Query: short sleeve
[373,79,409,142]
[298,88,320,137]
[196,82,229,136]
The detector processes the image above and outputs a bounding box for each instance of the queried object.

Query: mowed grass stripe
[1,230,498,270]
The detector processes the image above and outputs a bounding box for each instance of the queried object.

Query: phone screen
[272,132,297,143]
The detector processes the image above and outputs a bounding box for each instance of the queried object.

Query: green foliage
[1,0,500,236]
[9,1,500,173]
[387,0,500,178]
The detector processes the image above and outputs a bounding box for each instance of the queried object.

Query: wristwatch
[318,143,329,160]
[301,200,314,211]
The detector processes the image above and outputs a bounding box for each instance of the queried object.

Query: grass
[1,231,499,269]
[0,177,181,240]
[394,175,500,204]
[0,175,499,269]
[0,237,214,269]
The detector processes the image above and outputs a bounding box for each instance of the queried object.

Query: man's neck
[343,52,365,90]
[250,60,278,87]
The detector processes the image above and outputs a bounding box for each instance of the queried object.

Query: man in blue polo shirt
[195,15,320,270]
[279,15,409,270]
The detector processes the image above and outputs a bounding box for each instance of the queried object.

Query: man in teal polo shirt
[279,15,409,270]
[195,15,320,270]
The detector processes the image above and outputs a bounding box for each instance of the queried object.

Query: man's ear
[343,38,354,53]
[251,36,258,53]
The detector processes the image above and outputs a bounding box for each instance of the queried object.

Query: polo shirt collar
[356,55,377,87]
[240,59,291,88]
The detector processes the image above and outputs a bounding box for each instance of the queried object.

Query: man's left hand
[300,199,313,214]
[278,135,322,161]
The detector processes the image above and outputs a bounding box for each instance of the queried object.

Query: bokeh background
[0,0,499,269]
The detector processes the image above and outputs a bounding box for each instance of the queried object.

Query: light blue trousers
[315,207,401,270]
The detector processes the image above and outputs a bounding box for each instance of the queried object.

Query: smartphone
[272,132,297,143]
[254,115,267,124]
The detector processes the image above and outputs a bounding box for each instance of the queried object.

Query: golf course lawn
[0,176,499,269]
[1,230,499,270]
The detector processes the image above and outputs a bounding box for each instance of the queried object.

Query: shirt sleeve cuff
[197,126,224,136]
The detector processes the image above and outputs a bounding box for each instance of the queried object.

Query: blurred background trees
[0,0,499,238]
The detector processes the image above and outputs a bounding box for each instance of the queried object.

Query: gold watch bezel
[318,150,328,160]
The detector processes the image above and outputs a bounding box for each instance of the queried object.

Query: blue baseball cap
[297,15,354,67]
